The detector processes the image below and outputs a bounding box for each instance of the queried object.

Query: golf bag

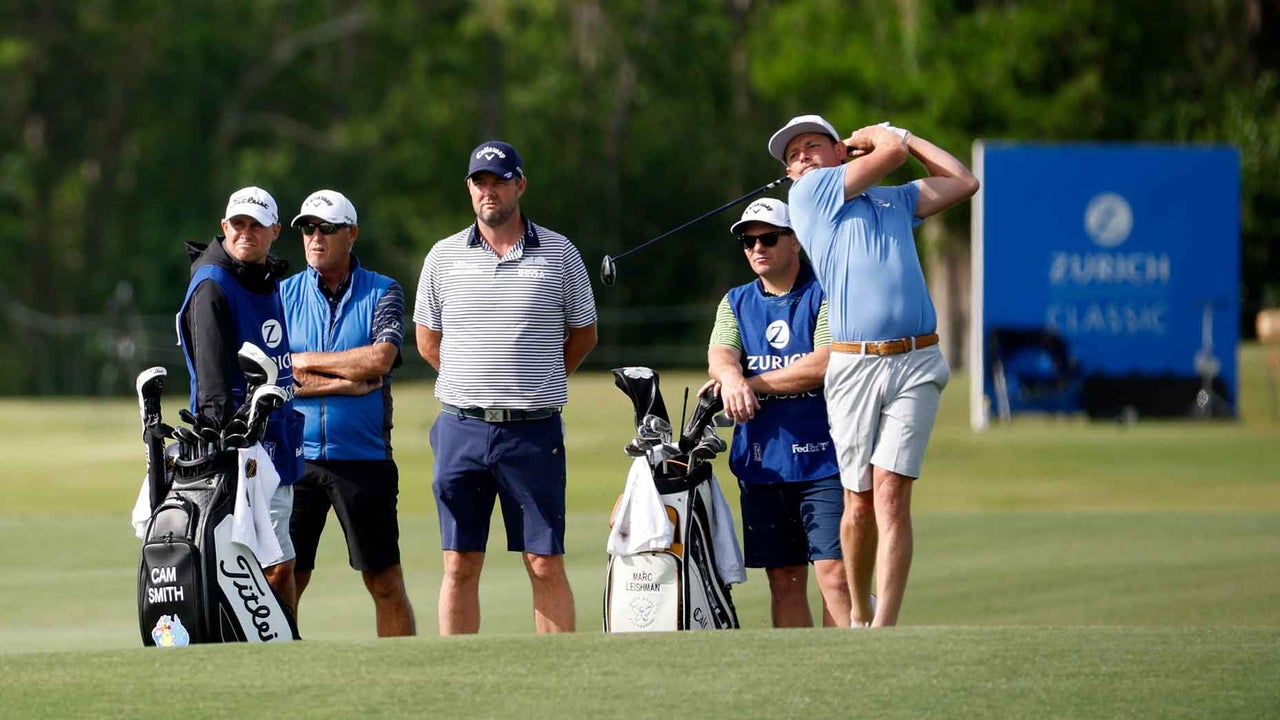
[603,367,743,632]
[138,448,297,646]
[134,350,298,647]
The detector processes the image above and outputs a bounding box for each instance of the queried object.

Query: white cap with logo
[291,189,358,227]
[767,114,840,164]
[730,197,791,236]
[224,186,279,226]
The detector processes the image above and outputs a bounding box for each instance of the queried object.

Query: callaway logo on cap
[466,140,524,181]
[730,197,791,235]
[290,189,358,227]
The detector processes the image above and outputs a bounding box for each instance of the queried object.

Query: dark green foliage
[0,0,1275,392]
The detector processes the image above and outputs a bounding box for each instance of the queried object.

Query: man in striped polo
[414,140,598,634]
[768,116,979,626]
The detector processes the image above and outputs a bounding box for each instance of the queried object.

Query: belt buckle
[484,408,505,423]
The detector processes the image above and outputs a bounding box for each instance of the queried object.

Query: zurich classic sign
[969,143,1240,429]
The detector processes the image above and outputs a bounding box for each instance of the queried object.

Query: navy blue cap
[466,140,524,180]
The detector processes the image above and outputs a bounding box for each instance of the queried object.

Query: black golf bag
[134,351,298,647]
[603,367,742,632]
[138,447,298,646]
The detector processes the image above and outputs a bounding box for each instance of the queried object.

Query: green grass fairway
[1,345,1278,717]
[2,628,1276,719]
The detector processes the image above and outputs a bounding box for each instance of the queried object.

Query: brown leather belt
[831,333,939,356]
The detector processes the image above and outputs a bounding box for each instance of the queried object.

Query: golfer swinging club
[768,115,978,627]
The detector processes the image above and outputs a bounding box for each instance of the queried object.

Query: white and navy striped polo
[413,218,597,409]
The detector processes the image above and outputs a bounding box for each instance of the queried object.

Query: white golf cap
[223,186,279,226]
[767,114,839,164]
[291,189,358,227]
[730,197,791,235]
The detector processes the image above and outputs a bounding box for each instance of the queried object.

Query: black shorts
[290,459,401,573]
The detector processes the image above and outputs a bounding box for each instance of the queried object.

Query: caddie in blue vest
[705,198,851,628]
[178,186,304,614]
[280,189,416,637]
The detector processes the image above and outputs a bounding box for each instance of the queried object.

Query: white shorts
[269,484,296,564]
[825,345,950,492]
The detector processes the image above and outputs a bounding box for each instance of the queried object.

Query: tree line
[0,0,1275,394]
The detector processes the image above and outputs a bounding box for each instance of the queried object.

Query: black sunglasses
[737,230,788,250]
[297,222,350,236]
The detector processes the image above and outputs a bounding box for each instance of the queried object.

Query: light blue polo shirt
[788,166,937,341]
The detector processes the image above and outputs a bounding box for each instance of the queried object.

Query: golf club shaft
[610,175,790,264]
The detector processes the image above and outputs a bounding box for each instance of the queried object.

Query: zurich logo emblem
[261,319,283,349]
[1084,192,1133,248]
[766,320,791,350]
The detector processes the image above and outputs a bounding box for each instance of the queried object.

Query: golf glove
[877,121,911,142]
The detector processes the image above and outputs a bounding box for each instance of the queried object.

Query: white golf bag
[603,367,744,633]
[605,459,742,632]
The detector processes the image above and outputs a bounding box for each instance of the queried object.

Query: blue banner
[970,144,1240,427]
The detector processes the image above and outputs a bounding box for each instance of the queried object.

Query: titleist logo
[231,195,270,209]
[219,556,280,641]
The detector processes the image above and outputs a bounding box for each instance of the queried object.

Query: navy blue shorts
[738,475,843,568]
[430,411,567,555]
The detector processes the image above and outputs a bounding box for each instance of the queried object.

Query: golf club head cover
[135,367,167,435]
[679,385,725,452]
[611,367,670,429]
[236,341,278,392]
[245,385,288,442]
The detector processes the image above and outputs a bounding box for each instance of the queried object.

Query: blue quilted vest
[727,265,838,484]
[280,263,397,461]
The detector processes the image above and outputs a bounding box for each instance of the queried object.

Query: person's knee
[524,554,568,585]
[766,567,808,600]
[442,552,484,585]
[842,490,876,527]
[873,471,913,519]
[265,559,296,582]
[813,560,848,593]
[363,565,408,601]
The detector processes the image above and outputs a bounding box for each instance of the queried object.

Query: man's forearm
[295,372,381,397]
[908,135,976,182]
[708,347,746,385]
[293,343,397,381]
[744,349,828,394]
[908,134,980,217]
[564,323,598,375]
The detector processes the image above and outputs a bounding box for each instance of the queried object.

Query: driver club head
[236,342,278,389]
[599,255,616,286]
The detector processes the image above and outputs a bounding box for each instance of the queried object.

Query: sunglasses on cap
[297,222,350,236]
[737,230,789,250]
